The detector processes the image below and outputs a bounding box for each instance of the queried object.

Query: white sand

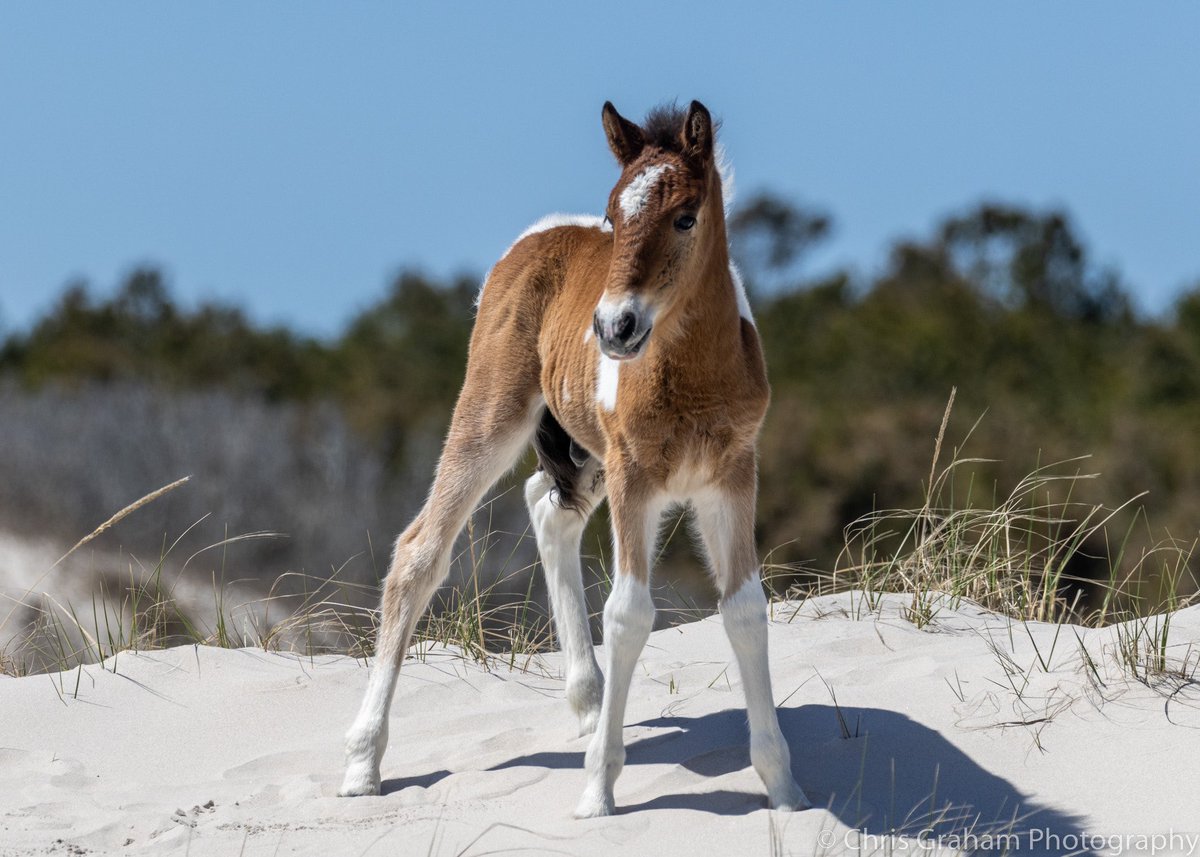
[2,593,1197,856]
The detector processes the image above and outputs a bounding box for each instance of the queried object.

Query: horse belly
[542,344,606,461]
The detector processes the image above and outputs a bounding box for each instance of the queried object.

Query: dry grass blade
[928,386,956,494]
[52,476,192,569]
[0,475,196,645]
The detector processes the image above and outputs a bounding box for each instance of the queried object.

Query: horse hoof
[338,767,381,797]
[574,789,615,818]
[768,781,811,812]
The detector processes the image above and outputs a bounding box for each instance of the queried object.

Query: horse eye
[674,214,696,232]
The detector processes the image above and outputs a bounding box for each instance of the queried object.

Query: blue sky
[2,4,1197,336]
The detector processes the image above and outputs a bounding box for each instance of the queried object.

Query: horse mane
[639,102,723,153]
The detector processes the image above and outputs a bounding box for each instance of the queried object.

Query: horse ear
[602,102,644,166]
[680,100,714,163]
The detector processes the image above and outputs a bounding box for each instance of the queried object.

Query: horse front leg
[574,470,662,818]
[692,460,809,812]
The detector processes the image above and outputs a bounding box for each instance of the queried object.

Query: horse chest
[600,373,763,480]
[542,328,766,474]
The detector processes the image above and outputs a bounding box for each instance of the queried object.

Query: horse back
[472,222,612,458]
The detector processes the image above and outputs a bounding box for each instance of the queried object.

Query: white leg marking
[692,486,807,811]
[525,469,604,735]
[618,164,672,221]
[575,572,655,818]
[596,353,620,411]
[339,397,544,797]
[339,658,400,796]
[340,535,453,797]
[721,576,810,811]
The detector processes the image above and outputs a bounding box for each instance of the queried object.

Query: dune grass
[2,394,1196,687]
[774,393,1196,627]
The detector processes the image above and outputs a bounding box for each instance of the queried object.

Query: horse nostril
[615,311,637,344]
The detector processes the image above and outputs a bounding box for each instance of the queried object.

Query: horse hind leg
[339,389,542,798]
[525,411,606,735]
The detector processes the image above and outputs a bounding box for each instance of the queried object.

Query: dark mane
[640,102,720,153]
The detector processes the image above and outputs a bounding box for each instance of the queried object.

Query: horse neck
[665,203,743,360]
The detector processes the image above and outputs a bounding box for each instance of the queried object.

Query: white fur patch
[716,144,751,323]
[479,214,612,305]
[721,572,768,619]
[619,164,671,221]
[577,570,655,816]
[509,213,610,253]
[583,326,594,344]
[524,469,603,732]
[728,261,754,325]
[596,354,620,410]
[605,572,655,632]
[719,571,808,809]
[715,143,736,217]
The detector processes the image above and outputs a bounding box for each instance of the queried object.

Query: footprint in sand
[222,749,314,782]
[222,750,337,807]
[447,726,536,765]
[0,749,94,806]
[422,767,549,803]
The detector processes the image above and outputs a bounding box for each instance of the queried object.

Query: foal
[339,100,809,817]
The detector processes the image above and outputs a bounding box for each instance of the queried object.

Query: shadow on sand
[381,768,453,795]
[481,705,1096,855]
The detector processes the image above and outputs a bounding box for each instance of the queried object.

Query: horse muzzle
[593,298,653,360]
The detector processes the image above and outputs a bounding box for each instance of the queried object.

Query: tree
[728,192,831,295]
[939,204,1131,325]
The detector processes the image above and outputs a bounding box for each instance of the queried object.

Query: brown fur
[372,100,767,646]
[340,103,794,810]
[496,105,767,583]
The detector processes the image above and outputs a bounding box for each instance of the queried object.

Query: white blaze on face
[618,164,671,221]
[596,353,620,410]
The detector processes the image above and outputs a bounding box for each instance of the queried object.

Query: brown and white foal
[339,101,809,817]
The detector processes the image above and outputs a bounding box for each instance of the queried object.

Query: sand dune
[1,593,1197,856]
[0,530,269,675]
